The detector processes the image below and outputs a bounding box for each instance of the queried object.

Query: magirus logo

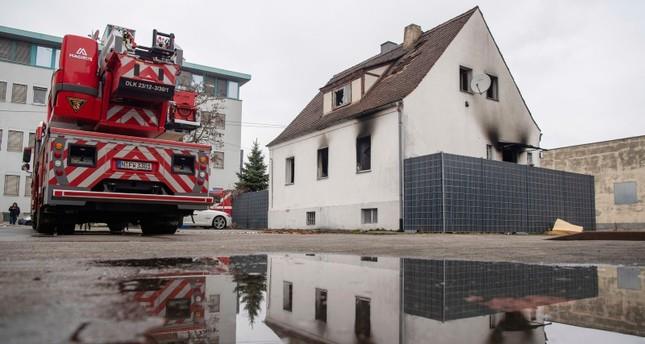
[69,47,92,61]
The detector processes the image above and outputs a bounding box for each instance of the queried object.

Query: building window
[177,70,193,89]
[283,281,293,311]
[28,133,36,149]
[54,49,60,68]
[203,76,216,97]
[317,147,328,179]
[7,130,23,152]
[227,81,239,99]
[212,151,224,169]
[0,129,3,150]
[4,175,19,196]
[216,79,227,98]
[285,157,295,184]
[11,83,27,104]
[355,297,371,340]
[207,294,220,313]
[14,41,31,64]
[332,84,351,109]
[459,66,472,92]
[361,208,378,224]
[527,152,534,166]
[486,144,493,160]
[24,176,32,197]
[33,87,47,105]
[35,46,53,68]
[486,74,498,100]
[0,38,11,60]
[213,113,225,130]
[306,211,316,225]
[0,81,6,102]
[356,136,371,172]
[614,182,638,205]
[315,288,328,322]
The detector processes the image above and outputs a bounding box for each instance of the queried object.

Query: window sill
[32,103,46,106]
[356,169,371,174]
[486,97,499,102]
[317,176,328,181]
[459,89,474,95]
[285,183,294,186]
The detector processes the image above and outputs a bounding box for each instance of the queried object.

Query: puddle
[99,254,644,343]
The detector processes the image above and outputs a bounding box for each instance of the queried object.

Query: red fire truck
[22,25,213,235]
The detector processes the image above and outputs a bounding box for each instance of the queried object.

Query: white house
[267,7,541,230]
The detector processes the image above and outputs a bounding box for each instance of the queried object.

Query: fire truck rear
[22,25,213,235]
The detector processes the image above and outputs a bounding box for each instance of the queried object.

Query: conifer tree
[235,140,269,192]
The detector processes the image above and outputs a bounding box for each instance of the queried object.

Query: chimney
[380,41,398,54]
[403,24,422,49]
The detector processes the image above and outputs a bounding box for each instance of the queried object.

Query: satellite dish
[471,74,491,95]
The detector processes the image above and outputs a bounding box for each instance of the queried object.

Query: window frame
[361,208,378,224]
[283,281,293,312]
[317,147,329,179]
[212,151,225,169]
[11,83,27,104]
[315,288,328,322]
[306,211,316,226]
[4,174,20,196]
[486,144,493,160]
[459,66,473,93]
[32,86,47,105]
[331,84,351,109]
[7,130,24,152]
[614,181,638,205]
[0,80,7,102]
[486,74,499,101]
[24,175,32,197]
[285,157,295,185]
[356,135,371,173]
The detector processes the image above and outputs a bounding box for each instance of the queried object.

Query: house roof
[268,7,478,147]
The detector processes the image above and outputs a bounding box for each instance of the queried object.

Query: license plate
[116,160,152,171]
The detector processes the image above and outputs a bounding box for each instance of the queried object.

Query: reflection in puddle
[113,255,645,344]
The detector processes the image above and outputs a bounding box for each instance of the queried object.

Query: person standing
[8,203,20,225]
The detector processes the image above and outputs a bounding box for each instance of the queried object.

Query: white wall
[0,60,52,217]
[265,254,400,344]
[268,107,400,230]
[204,274,237,343]
[402,9,541,165]
[208,98,242,190]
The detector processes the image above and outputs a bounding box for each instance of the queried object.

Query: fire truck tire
[108,223,126,233]
[34,209,55,235]
[140,220,178,235]
[57,223,76,235]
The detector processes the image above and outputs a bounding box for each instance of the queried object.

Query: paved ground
[1,224,644,343]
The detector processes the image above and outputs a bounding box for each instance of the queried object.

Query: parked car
[182,210,231,229]
[17,216,32,226]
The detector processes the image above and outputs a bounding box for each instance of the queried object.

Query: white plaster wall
[268,108,400,230]
[265,254,400,344]
[208,98,242,190]
[0,61,52,217]
[364,74,378,93]
[351,78,362,102]
[402,9,541,165]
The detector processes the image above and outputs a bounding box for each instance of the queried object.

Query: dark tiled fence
[232,190,268,229]
[403,153,595,233]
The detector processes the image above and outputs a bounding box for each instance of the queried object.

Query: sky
[2,0,644,157]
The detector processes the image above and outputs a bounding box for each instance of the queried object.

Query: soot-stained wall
[404,153,595,232]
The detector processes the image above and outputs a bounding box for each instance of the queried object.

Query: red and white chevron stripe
[118,55,178,86]
[133,277,205,326]
[106,105,158,127]
[47,136,209,194]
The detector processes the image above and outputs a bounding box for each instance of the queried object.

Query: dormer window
[332,84,351,109]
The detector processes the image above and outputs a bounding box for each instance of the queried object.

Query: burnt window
[502,149,517,163]
[361,208,378,224]
[283,281,293,311]
[487,74,498,100]
[356,136,371,172]
[355,297,371,340]
[527,152,534,166]
[459,66,472,92]
[332,84,351,109]
[317,147,328,179]
[315,288,327,322]
[285,157,295,184]
[486,144,493,160]
[306,211,315,225]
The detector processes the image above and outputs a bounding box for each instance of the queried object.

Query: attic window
[486,74,498,100]
[332,84,351,109]
[459,66,472,93]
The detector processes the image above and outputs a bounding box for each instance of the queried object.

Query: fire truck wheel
[140,220,177,235]
[34,209,55,235]
[108,223,126,233]
[57,223,75,235]
[212,216,227,230]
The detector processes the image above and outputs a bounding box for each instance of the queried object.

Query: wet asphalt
[0,224,644,343]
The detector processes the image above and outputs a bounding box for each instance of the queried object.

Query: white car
[183,210,231,229]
